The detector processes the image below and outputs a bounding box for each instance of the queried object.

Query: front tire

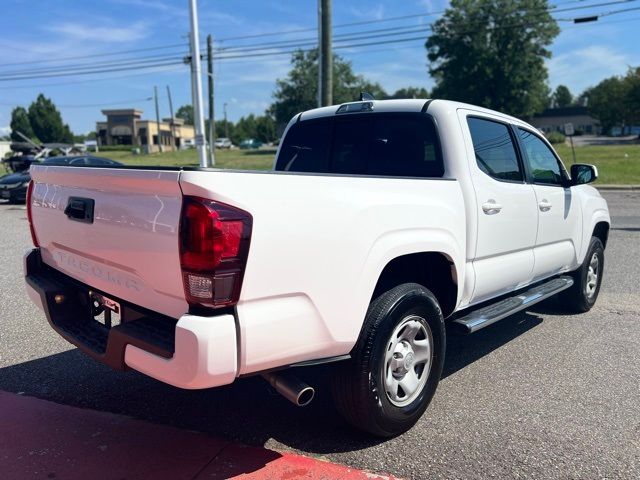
[562,236,605,313]
[330,283,445,437]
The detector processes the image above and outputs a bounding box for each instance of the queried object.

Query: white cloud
[0,126,10,136]
[47,21,149,43]
[349,4,385,21]
[548,45,640,93]
[108,0,186,17]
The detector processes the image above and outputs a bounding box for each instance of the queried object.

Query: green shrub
[546,131,566,144]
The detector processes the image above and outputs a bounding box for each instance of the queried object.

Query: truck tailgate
[29,165,187,319]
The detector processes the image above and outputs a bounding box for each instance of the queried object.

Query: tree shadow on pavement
[0,311,543,455]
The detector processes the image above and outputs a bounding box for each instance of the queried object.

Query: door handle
[538,200,552,212]
[482,200,503,215]
[64,196,95,223]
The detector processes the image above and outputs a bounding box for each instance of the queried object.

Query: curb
[0,391,399,480]
[595,185,640,191]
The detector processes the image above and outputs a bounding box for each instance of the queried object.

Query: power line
[0,65,186,90]
[214,0,635,42]
[0,52,189,76]
[0,0,636,82]
[0,60,185,82]
[215,23,430,53]
[1,43,188,68]
[210,0,636,54]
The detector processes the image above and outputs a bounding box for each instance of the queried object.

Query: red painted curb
[0,391,398,480]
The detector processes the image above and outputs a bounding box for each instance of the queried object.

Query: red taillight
[26,180,39,247]
[179,196,252,308]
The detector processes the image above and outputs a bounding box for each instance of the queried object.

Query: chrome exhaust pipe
[262,371,315,407]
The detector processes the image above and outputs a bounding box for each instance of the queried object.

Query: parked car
[1,155,121,203]
[238,138,262,149]
[24,99,609,437]
[214,137,232,149]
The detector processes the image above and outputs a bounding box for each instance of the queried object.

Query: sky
[0,0,639,135]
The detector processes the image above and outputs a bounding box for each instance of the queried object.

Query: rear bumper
[24,249,237,389]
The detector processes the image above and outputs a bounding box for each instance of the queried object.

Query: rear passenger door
[460,112,538,303]
[516,128,582,279]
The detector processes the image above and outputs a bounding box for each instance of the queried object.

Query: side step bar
[453,275,574,334]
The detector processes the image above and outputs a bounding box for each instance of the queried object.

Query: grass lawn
[96,143,640,185]
[554,143,640,185]
[96,148,275,171]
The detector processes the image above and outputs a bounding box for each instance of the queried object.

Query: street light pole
[207,34,216,166]
[188,0,208,167]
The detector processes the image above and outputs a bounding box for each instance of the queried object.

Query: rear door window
[276,113,443,177]
[467,117,523,182]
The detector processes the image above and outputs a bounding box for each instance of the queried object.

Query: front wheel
[561,236,605,313]
[330,283,445,437]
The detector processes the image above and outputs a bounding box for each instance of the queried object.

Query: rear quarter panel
[180,171,465,374]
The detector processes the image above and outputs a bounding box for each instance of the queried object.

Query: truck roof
[298,98,533,130]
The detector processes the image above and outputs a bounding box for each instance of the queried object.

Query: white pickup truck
[24,99,610,436]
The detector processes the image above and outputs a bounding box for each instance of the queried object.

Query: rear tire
[330,283,445,437]
[561,236,604,313]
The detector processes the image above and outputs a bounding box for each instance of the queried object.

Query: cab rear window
[275,113,444,177]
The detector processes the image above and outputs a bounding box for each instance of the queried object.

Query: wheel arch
[371,252,458,318]
[592,221,610,249]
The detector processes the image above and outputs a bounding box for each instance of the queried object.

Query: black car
[0,155,122,204]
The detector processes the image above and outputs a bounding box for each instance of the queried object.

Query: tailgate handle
[64,197,95,224]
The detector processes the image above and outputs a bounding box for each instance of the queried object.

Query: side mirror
[570,163,598,185]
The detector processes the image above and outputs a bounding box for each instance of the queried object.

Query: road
[1,191,638,480]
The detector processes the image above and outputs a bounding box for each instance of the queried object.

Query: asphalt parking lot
[0,191,638,480]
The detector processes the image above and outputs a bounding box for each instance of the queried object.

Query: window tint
[276,119,331,173]
[330,117,371,174]
[467,117,522,182]
[367,116,442,177]
[43,157,72,166]
[518,128,565,185]
[276,113,443,177]
[86,157,115,166]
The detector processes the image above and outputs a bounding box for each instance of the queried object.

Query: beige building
[96,109,195,152]
[530,107,601,136]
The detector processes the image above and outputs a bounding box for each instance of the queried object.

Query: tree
[27,94,69,143]
[626,67,640,128]
[585,67,640,133]
[176,104,194,125]
[551,85,573,108]
[585,76,629,133]
[387,87,430,99]
[269,49,387,126]
[255,115,276,143]
[426,0,559,117]
[233,114,257,144]
[10,106,36,143]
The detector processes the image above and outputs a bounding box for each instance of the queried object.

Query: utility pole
[166,85,175,150]
[154,85,163,153]
[188,0,208,167]
[223,102,229,139]
[207,34,216,165]
[318,0,332,107]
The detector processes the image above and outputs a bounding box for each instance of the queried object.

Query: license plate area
[1,190,10,199]
[90,290,121,329]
